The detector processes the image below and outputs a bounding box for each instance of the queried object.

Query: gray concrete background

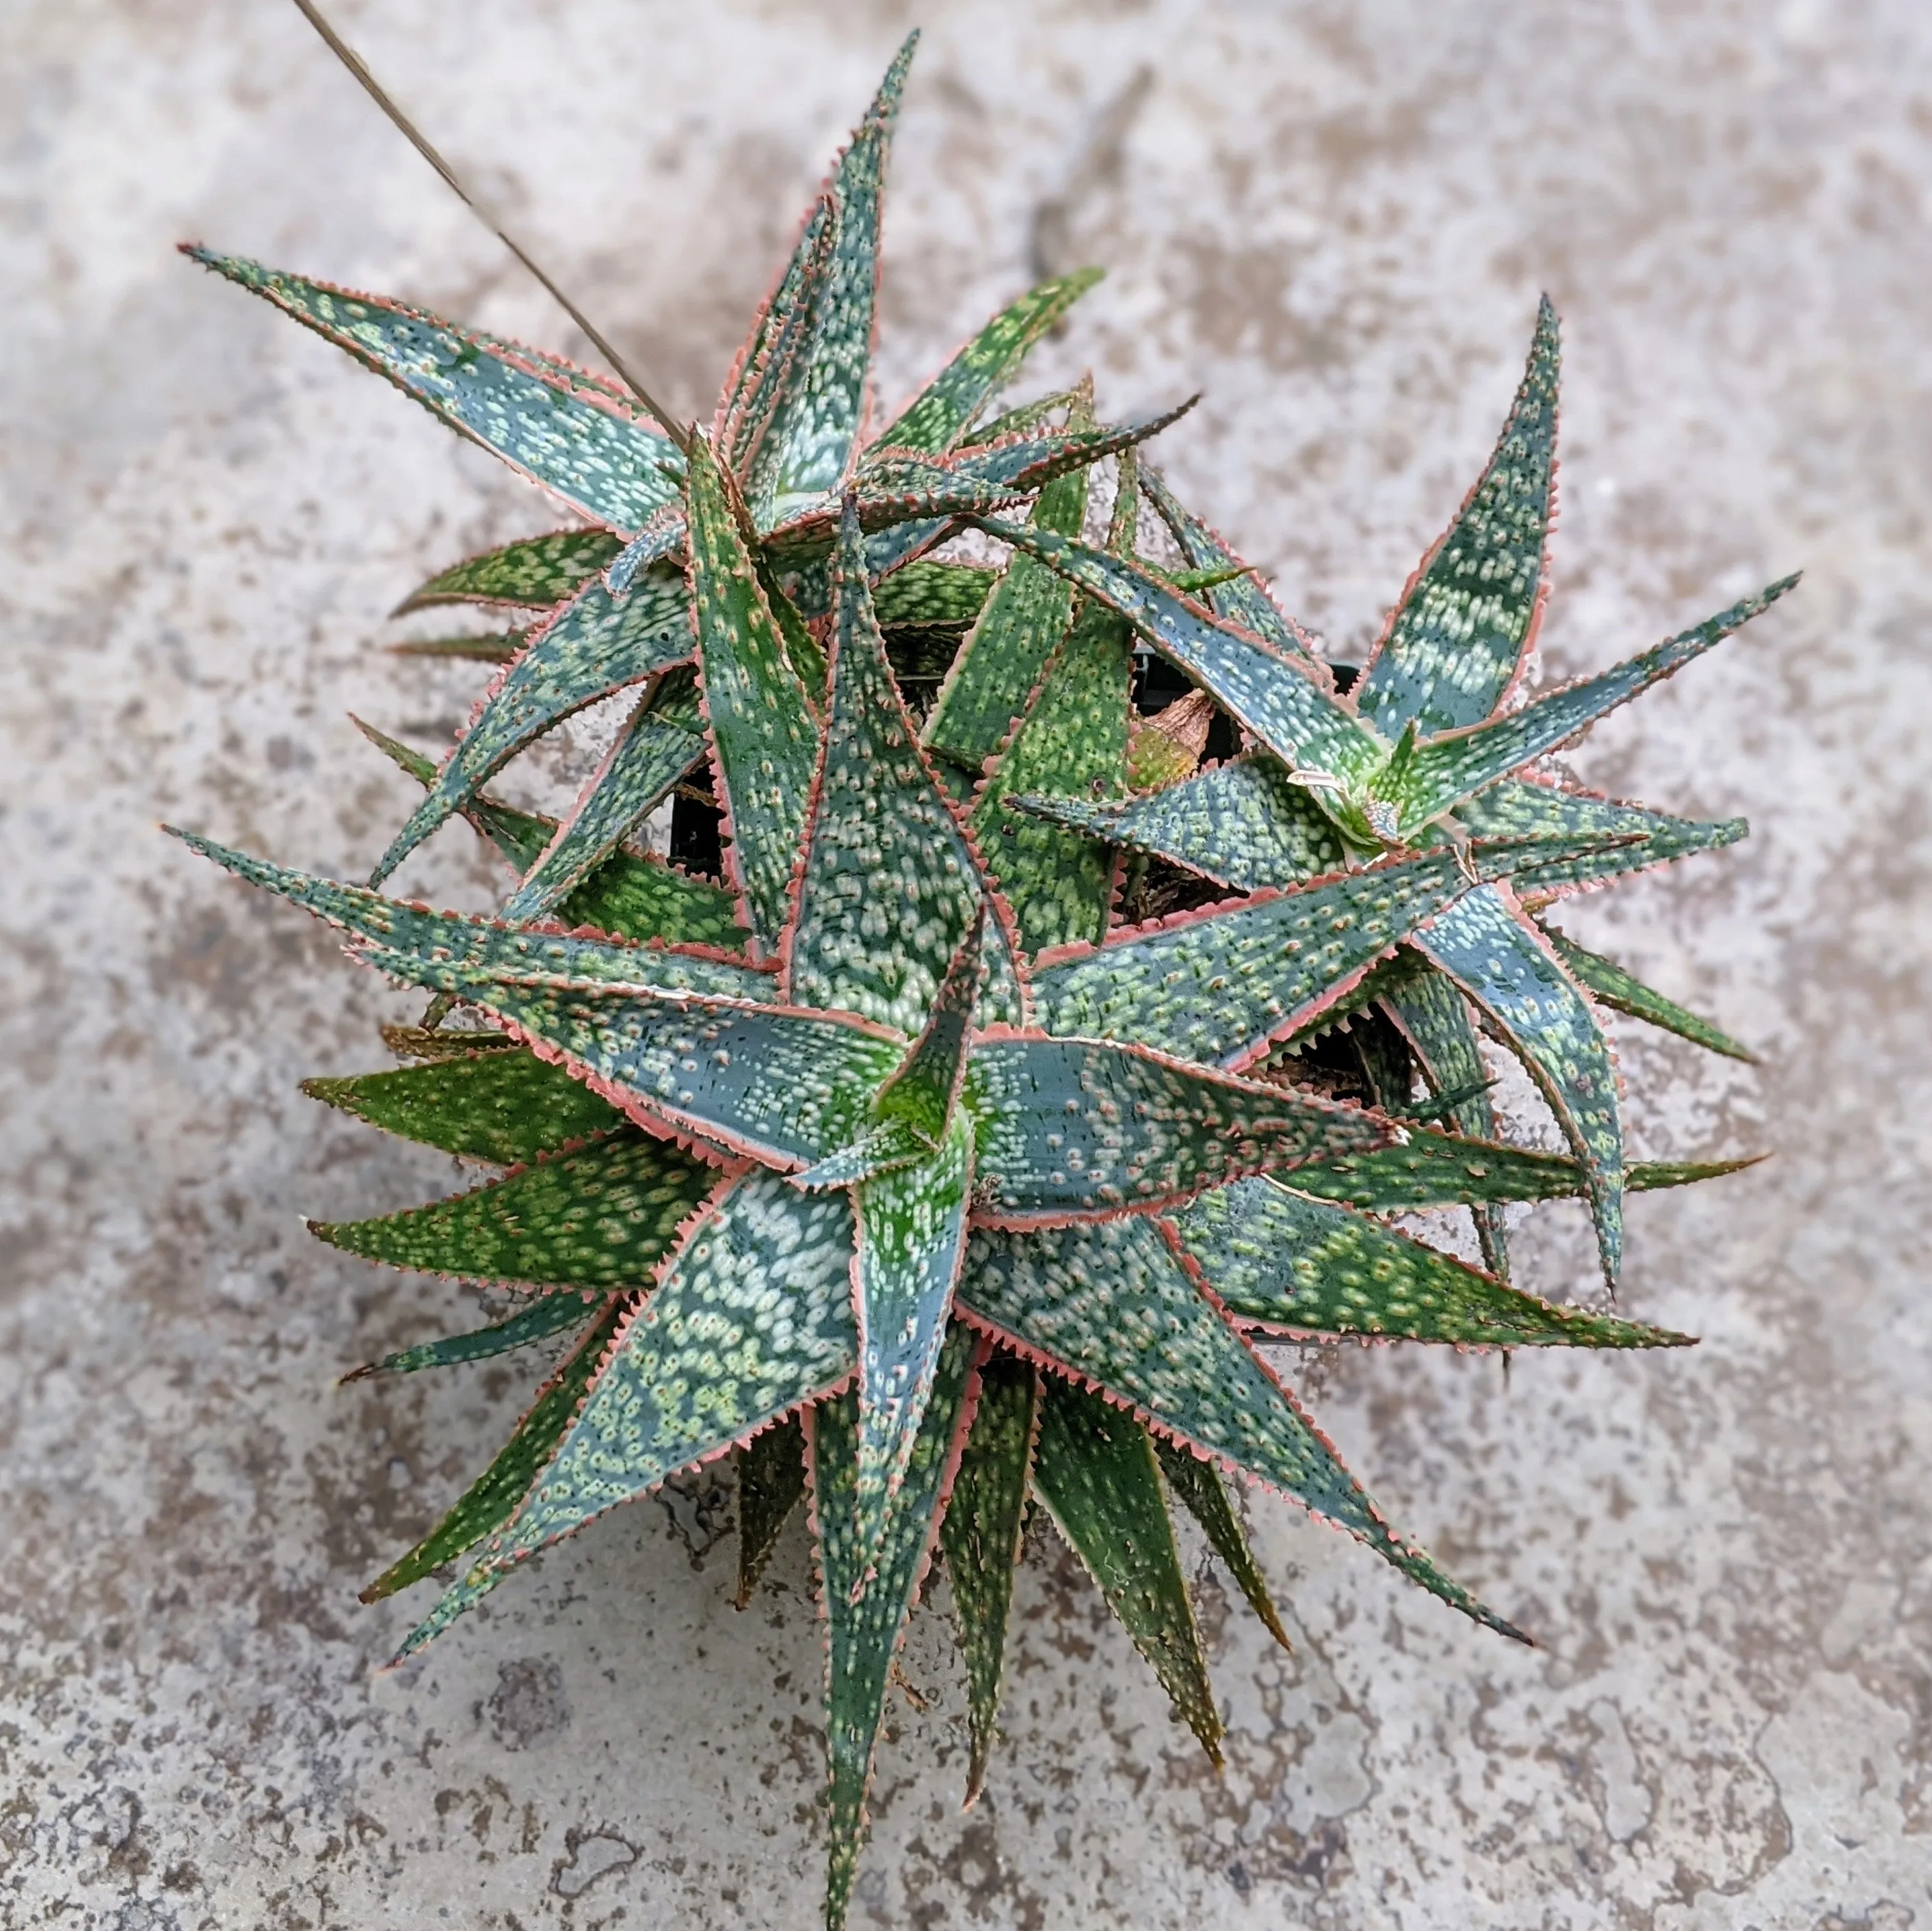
[5,1,1930,1925]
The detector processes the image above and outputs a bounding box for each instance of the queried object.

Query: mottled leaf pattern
[1171,1180,1686,1348]
[959,1218,1521,1636]
[397,529,624,613]
[968,1035,1392,1223]
[1357,300,1558,737]
[345,1290,599,1383]
[1032,1377,1223,1762]
[684,436,822,949]
[370,566,694,884]
[785,506,1024,1030]
[1413,884,1624,1284]
[311,1132,714,1290]
[1541,925,1753,1061]
[302,1053,623,1167]
[188,251,684,530]
[813,1318,976,1931]
[938,1352,1038,1803]
[871,560,998,631]
[397,1175,858,1657]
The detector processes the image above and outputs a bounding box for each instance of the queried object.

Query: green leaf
[187,251,683,531]
[1017,751,1345,892]
[1139,466,1318,666]
[174,830,769,1003]
[735,1414,807,1608]
[685,434,821,950]
[783,503,1025,1031]
[853,1113,975,1559]
[968,1035,1392,1225]
[1412,884,1624,1287]
[397,1173,858,1658]
[1031,836,1608,1070]
[1386,577,1799,837]
[978,515,1385,793]
[871,560,998,632]
[310,1130,715,1291]
[871,905,985,1143]
[724,191,842,498]
[396,529,625,613]
[1151,1435,1290,1653]
[1451,780,1747,900]
[1539,925,1754,1061]
[354,707,740,947]
[923,458,1089,780]
[1171,1180,1689,1348]
[970,598,1133,955]
[500,700,709,924]
[302,1053,624,1166]
[465,985,901,1171]
[757,36,917,520]
[362,1295,625,1601]
[791,1118,933,1191]
[1356,299,1559,737]
[959,1216,1522,1639]
[345,1288,600,1382]
[386,631,523,663]
[937,1352,1038,1803]
[1378,960,1511,1276]
[813,1318,977,1931]
[1032,1376,1223,1763]
[881,269,1104,454]
[368,565,695,886]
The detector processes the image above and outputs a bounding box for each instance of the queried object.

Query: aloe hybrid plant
[175,28,1775,1927]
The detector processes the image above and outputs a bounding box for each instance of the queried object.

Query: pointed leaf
[470,984,902,1171]
[501,700,709,924]
[685,435,821,950]
[1139,466,1319,666]
[968,1033,1393,1224]
[397,529,625,613]
[386,631,522,663]
[783,503,1025,1030]
[176,831,769,1003]
[397,1173,859,1657]
[1358,299,1559,736]
[1451,778,1747,900]
[958,1216,1522,1637]
[872,906,985,1142]
[938,1352,1039,1803]
[1018,751,1345,893]
[923,456,1089,779]
[310,1130,715,1290]
[1031,836,1613,1070]
[187,251,683,530]
[791,1118,933,1192]
[853,1113,975,1558]
[1151,1436,1290,1652]
[736,1414,808,1608]
[756,36,917,519]
[1539,926,1754,1061]
[970,599,1133,954]
[302,1053,624,1166]
[881,269,1104,453]
[345,1289,598,1381]
[1170,1180,1688,1348]
[362,1295,626,1601]
[369,565,694,884]
[1378,959,1511,1276]
[1389,578,1799,836]
[1412,884,1624,1284]
[812,1318,977,1931]
[1032,1377,1223,1762]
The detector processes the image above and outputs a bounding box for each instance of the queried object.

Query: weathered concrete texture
[3,0,1929,1923]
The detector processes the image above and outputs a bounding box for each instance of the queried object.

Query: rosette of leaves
[172,34,1766,1931]
[998,303,1790,1290]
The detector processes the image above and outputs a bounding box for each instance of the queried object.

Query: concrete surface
[4,1,1931,1925]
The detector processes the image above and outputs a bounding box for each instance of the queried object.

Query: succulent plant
[174,28,1774,1928]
